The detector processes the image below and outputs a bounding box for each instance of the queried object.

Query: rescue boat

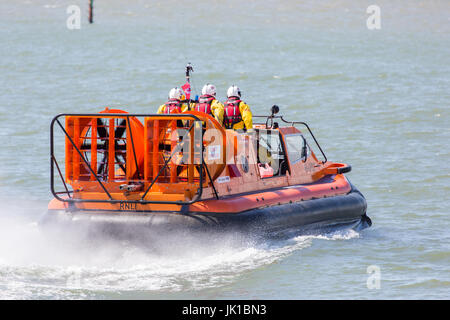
[42,106,371,236]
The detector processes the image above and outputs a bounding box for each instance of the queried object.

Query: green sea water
[0,0,448,299]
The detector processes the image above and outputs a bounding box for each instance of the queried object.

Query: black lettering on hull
[119,202,137,211]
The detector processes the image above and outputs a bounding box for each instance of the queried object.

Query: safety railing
[50,113,207,205]
[252,114,328,163]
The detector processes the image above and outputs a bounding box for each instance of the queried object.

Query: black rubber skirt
[40,185,371,237]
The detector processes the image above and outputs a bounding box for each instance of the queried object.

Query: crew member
[157,87,189,114]
[223,85,253,131]
[193,83,224,124]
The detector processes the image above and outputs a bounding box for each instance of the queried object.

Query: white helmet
[227,85,241,98]
[168,87,183,100]
[201,83,217,97]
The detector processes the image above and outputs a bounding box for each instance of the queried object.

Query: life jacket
[195,95,215,115]
[164,99,182,114]
[224,96,242,128]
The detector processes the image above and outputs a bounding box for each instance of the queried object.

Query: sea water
[0,0,448,299]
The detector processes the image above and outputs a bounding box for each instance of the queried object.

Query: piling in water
[89,0,94,24]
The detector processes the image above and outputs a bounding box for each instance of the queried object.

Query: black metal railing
[50,113,205,205]
[252,114,327,163]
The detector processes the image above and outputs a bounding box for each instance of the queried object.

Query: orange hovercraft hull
[43,176,370,236]
[42,109,371,236]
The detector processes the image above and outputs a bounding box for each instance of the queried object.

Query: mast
[183,63,194,103]
[185,62,194,83]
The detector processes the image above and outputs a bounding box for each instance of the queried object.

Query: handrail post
[55,118,113,200]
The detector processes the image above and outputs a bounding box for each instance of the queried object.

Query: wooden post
[88,0,94,24]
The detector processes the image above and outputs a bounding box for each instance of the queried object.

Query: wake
[0,200,360,299]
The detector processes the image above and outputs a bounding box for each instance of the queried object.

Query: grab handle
[323,163,352,175]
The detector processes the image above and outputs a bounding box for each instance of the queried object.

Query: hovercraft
[43,106,371,236]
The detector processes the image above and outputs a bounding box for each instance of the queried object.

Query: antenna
[185,63,194,83]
